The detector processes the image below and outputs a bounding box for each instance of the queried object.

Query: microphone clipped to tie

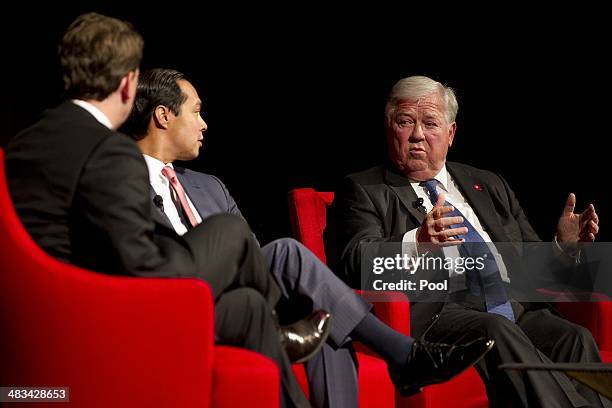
[153,194,164,212]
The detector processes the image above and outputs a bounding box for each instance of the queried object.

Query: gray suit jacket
[325,162,543,336]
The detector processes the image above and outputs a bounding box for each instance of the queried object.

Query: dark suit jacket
[152,167,242,229]
[325,163,542,336]
[6,101,198,277]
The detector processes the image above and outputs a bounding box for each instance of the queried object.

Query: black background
[3,4,610,244]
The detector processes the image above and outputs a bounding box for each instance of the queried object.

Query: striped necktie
[420,179,515,321]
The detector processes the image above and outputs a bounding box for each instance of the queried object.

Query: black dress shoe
[390,337,495,396]
[279,310,332,364]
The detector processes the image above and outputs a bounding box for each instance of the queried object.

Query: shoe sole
[292,315,332,364]
[398,339,496,397]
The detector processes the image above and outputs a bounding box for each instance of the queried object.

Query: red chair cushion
[213,346,281,408]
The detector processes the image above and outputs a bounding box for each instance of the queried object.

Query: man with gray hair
[327,75,608,407]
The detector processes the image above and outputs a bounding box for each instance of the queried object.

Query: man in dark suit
[326,75,609,407]
[5,13,331,408]
[120,68,496,407]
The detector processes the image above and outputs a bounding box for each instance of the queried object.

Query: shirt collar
[434,166,449,192]
[408,165,450,192]
[143,154,174,187]
[72,100,113,129]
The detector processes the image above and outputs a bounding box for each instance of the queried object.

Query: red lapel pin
[473,184,483,191]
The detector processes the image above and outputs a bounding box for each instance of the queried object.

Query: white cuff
[402,228,420,258]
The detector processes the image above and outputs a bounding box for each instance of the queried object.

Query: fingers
[432,216,464,230]
[564,193,576,215]
[426,222,467,243]
[593,207,599,225]
[419,195,470,245]
[578,220,599,242]
[580,214,597,230]
[437,238,466,247]
[579,231,596,242]
[430,231,465,246]
[433,192,446,209]
[584,220,599,235]
[432,205,456,219]
[437,226,468,238]
[582,204,598,224]
[579,205,599,232]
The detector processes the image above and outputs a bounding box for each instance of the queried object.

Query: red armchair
[288,187,488,407]
[288,187,612,407]
[557,301,612,352]
[0,148,280,408]
[286,188,401,407]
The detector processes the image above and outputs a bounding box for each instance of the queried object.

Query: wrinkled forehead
[395,93,445,116]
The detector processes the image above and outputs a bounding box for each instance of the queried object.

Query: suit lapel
[175,168,204,218]
[149,187,174,230]
[384,167,426,225]
[447,163,508,241]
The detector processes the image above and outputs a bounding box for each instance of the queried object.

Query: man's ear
[119,70,138,103]
[153,105,171,130]
[448,122,457,147]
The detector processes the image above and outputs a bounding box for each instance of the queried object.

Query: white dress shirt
[72,100,113,129]
[143,155,202,236]
[402,165,510,288]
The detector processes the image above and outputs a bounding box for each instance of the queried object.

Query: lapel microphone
[153,195,164,212]
[412,197,427,214]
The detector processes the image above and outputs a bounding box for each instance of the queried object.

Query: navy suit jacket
[151,166,243,229]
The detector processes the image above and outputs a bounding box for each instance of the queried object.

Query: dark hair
[121,68,187,140]
[59,12,144,100]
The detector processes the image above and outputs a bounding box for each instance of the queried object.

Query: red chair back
[287,187,491,408]
[288,188,334,264]
[0,148,215,407]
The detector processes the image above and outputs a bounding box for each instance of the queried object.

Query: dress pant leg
[304,343,359,408]
[423,303,591,408]
[518,308,612,408]
[262,238,367,408]
[261,238,372,345]
[215,287,310,408]
[182,214,280,306]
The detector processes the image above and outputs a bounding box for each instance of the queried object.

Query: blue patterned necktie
[420,179,515,322]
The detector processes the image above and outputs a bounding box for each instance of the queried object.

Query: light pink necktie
[161,166,198,228]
